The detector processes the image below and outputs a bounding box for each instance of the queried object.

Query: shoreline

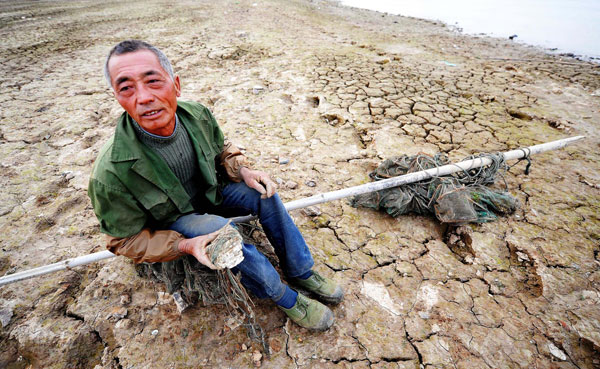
[332,0,600,63]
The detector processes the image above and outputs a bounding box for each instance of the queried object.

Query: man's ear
[174,75,181,97]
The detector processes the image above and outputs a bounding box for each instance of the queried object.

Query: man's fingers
[198,254,218,270]
[204,227,223,244]
[264,179,277,198]
[250,178,267,195]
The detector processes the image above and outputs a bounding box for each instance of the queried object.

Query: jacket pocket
[138,191,177,222]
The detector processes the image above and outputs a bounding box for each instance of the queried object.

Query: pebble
[157,291,172,305]
[120,294,131,306]
[151,329,159,336]
[305,180,316,187]
[106,307,128,320]
[61,171,75,180]
[548,342,567,361]
[301,206,321,217]
[172,291,190,313]
[115,319,133,330]
[252,350,262,367]
[285,181,298,189]
[0,306,14,328]
[278,158,290,164]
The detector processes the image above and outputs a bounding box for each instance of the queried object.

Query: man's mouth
[142,109,162,117]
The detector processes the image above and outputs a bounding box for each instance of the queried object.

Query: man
[88,40,343,331]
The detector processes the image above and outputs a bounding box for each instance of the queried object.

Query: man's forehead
[108,50,166,80]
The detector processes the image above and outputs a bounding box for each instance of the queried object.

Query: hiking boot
[279,293,334,331]
[290,270,344,305]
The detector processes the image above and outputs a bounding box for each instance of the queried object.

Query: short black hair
[103,40,174,88]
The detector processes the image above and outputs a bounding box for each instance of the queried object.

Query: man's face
[108,49,181,136]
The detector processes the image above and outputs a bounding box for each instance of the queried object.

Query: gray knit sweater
[132,117,201,202]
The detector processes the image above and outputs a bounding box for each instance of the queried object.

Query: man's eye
[149,79,159,83]
[120,86,130,92]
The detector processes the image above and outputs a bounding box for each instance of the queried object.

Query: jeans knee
[169,213,228,238]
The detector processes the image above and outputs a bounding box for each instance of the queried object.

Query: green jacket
[88,101,224,238]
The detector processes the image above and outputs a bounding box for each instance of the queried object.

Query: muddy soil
[0,0,599,368]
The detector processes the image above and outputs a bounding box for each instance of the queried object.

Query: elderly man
[88,40,343,331]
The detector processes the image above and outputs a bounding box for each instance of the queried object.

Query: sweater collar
[111,103,188,163]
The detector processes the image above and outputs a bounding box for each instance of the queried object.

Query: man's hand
[240,167,277,199]
[177,230,220,269]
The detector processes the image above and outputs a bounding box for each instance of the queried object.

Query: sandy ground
[0,0,599,368]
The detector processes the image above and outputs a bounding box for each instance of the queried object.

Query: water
[339,0,600,59]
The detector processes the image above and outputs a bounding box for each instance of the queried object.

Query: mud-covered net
[350,153,519,223]
[135,223,270,353]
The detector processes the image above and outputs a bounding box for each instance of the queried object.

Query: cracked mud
[1,0,599,368]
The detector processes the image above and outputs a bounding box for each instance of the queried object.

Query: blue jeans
[169,182,314,301]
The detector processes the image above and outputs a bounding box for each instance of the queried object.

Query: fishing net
[135,222,270,353]
[350,153,519,223]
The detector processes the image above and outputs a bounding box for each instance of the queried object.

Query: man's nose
[136,85,154,104]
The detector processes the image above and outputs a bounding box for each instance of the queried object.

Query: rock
[115,318,133,330]
[278,158,289,164]
[321,112,347,126]
[205,224,244,269]
[547,342,567,361]
[252,350,262,367]
[119,294,131,306]
[301,206,321,217]
[285,180,298,189]
[106,307,127,320]
[157,291,171,305]
[507,108,533,120]
[0,305,14,328]
[305,180,316,187]
[151,329,159,336]
[251,85,265,94]
[172,291,190,313]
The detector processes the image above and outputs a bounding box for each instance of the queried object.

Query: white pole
[0,250,115,287]
[0,136,584,287]
[232,135,584,222]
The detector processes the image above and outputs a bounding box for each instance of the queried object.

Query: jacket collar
[110,111,144,162]
[109,103,195,213]
[110,102,196,163]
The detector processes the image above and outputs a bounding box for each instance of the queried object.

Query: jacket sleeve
[106,229,185,263]
[202,105,250,182]
[89,173,185,263]
[219,139,250,182]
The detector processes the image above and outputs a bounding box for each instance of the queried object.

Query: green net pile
[135,223,269,353]
[350,153,519,223]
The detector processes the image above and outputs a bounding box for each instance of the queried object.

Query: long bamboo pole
[0,136,584,287]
